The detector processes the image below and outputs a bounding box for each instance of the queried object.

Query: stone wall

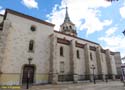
[114,52,121,75]
[0,15,3,23]
[0,12,54,85]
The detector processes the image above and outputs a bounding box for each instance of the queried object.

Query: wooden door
[22,65,34,84]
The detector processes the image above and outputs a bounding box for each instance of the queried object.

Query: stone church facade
[0,8,121,85]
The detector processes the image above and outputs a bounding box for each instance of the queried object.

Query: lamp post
[26,71,30,89]
[91,64,96,84]
[105,74,108,83]
[26,58,32,89]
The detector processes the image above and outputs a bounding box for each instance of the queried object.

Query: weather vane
[63,0,68,7]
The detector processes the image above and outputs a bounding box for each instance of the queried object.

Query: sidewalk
[1,80,125,90]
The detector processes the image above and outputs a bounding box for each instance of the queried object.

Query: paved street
[1,80,125,90]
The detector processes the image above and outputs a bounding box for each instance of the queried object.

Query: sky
[0,0,125,58]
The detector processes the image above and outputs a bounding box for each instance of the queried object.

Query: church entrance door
[22,65,35,84]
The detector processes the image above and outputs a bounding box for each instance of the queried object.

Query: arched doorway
[22,65,35,84]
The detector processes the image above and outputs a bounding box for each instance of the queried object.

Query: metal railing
[115,75,121,79]
[58,74,119,82]
[58,74,73,82]
[78,75,90,81]
[106,74,113,79]
[95,75,103,80]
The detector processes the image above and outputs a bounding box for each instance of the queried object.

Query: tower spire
[64,7,71,23]
[60,7,77,36]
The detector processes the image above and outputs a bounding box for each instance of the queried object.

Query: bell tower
[60,7,77,36]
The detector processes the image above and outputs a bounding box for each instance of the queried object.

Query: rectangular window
[90,52,93,60]
[60,61,64,73]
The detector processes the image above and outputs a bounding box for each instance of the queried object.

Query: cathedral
[0,8,121,85]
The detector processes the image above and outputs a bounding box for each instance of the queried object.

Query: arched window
[66,26,68,30]
[69,26,72,29]
[90,52,93,60]
[60,46,63,56]
[63,26,65,30]
[77,50,80,59]
[29,40,34,52]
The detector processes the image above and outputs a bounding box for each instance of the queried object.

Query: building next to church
[0,8,121,85]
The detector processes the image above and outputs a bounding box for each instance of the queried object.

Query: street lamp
[26,58,32,89]
[105,74,108,83]
[26,70,30,89]
[91,64,96,84]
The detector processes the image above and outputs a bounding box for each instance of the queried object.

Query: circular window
[30,25,36,31]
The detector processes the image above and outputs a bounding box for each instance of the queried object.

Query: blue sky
[0,0,125,58]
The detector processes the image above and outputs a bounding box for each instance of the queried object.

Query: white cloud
[21,0,38,9]
[120,6,125,18]
[0,9,5,15]
[123,0,125,5]
[0,6,5,15]
[47,0,112,34]
[99,36,122,46]
[99,27,125,57]
[99,35,125,57]
[119,0,125,18]
[105,27,117,36]
[83,18,112,35]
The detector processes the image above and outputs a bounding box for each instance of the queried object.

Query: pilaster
[105,49,113,79]
[112,75,116,80]
[70,40,78,83]
[49,34,58,84]
[114,52,121,76]
[96,47,103,80]
[84,44,91,81]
